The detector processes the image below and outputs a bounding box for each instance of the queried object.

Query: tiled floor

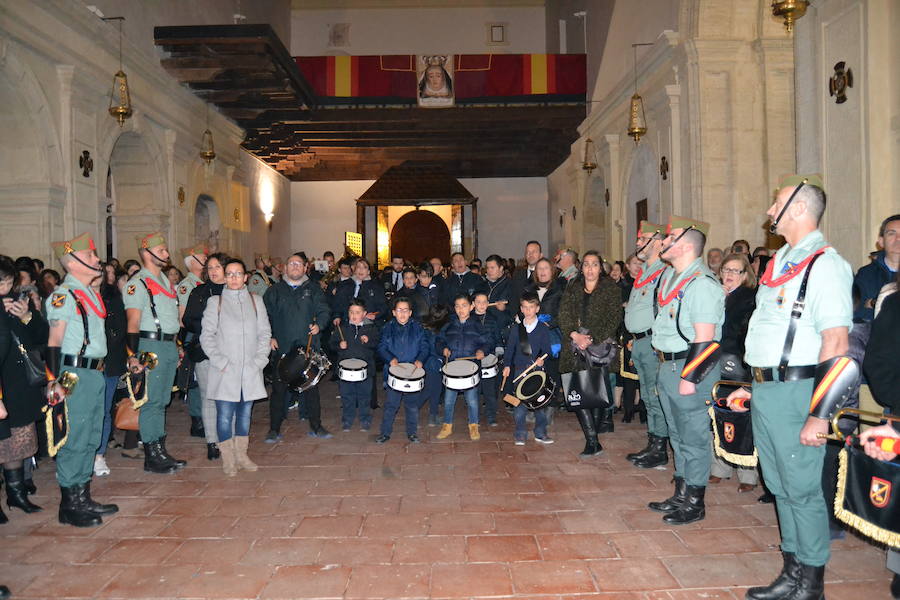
[0,380,891,599]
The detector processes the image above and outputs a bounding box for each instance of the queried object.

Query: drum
[834,441,900,548]
[338,358,368,382]
[708,405,757,467]
[480,354,499,379]
[442,360,481,390]
[387,362,426,392]
[515,370,556,410]
[278,348,332,392]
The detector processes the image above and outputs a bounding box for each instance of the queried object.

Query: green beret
[51,232,96,259]
[138,232,166,250]
[181,242,209,258]
[667,215,710,237]
[638,220,664,236]
[778,173,824,192]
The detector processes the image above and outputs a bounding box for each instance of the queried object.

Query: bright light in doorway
[259,176,275,223]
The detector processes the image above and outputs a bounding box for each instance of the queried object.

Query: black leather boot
[158,436,187,469]
[663,484,705,525]
[4,468,42,513]
[58,484,102,527]
[575,409,603,457]
[637,401,647,424]
[0,584,9,599]
[189,416,205,438]
[785,562,825,600]
[634,435,669,469]
[207,442,221,460]
[143,440,178,474]
[627,433,655,463]
[596,406,615,433]
[648,476,686,513]
[746,551,800,600]
[82,480,118,516]
[24,477,36,495]
[0,481,7,524]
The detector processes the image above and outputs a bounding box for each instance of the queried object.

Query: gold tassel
[619,348,639,380]
[125,372,150,410]
[42,402,69,457]
[833,447,900,548]
[708,407,759,467]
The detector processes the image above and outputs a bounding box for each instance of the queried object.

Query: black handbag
[11,329,47,387]
[565,366,611,410]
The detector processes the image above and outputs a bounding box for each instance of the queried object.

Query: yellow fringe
[125,373,149,410]
[42,401,69,458]
[834,447,900,548]
[708,406,758,467]
[619,348,639,380]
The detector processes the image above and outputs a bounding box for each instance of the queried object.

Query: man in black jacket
[264,253,333,441]
[509,240,543,309]
[441,252,482,304]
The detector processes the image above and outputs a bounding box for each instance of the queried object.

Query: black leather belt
[62,354,104,370]
[752,365,816,383]
[657,350,688,362]
[632,329,652,340]
[140,331,177,342]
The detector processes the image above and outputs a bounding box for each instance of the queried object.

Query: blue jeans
[514,405,548,440]
[216,399,253,442]
[339,378,372,428]
[444,386,479,425]
[98,375,118,456]
[479,375,498,423]
[423,370,442,416]
[381,389,420,437]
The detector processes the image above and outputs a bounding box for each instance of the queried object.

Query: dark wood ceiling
[155,25,584,181]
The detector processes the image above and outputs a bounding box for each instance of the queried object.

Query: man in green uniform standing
[624,221,671,469]
[648,216,724,525]
[177,242,207,438]
[729,175,853,600]
[46,233,119,527]
[123,232,186,474]
[248,254,274,296]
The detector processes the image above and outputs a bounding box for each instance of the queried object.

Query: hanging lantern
[103,17,132,127]
[200,128,216,164]
[627,94,647,144]
[581,137,598,174]
[771,0,809,34]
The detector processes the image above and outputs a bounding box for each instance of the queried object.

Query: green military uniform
[652,234,724,488]
[248,270,273,296]
[744,177,852,567]
[45,274,107,488]
[123,234,180,445]
[625,256,669,438]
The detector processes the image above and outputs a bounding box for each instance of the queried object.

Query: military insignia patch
[179,285,187,295]
[724,422,735,443]
[126,284,136,296]
[870,476,891,509]
[50,293,66,308]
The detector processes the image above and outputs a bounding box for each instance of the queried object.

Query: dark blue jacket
[330,319,380,373]
[854,251,896,322]
[472,310,501,351]
[421,327,443,373]
[263,278,331,351]
[377,318,430,364]
[333,277,388,324]
[504,320,552,378]
[437,316,490,360]
[441,270,483,304]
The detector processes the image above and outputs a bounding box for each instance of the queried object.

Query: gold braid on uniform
[833,447,900,548]
[42,402,69,457]
[707,406,758,468]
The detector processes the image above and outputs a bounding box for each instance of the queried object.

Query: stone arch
[623,142,660,246]
[194,194,222,252]
[390,209,451,265]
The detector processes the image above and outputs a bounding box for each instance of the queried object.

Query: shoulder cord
[67,290,90,356]
[778,252,825,378]
[652,272,664,318]
[674,275,720,344]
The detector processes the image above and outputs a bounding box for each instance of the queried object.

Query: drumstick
[499,373,508,392]
[454,355,477,361]
[714,397,750,409]
[305,332,313,357]
[867,436,900,454]
[513,354,548,383]
[337,323,345,343]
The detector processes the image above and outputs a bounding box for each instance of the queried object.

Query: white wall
[290,177,548,261]
[291,6,546,55]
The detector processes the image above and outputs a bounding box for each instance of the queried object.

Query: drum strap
[777,252,824,380]
[518,322,532,357]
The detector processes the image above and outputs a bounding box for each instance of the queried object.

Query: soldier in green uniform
[648,216,724,525]
[624,221,671,469]
[45,232,119,527]
[728,175,853,600]
[177,242,207,438]
[123,232,186,474]
[248,254,274,296]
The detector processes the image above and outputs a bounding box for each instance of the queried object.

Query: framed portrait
[417,55,454,108]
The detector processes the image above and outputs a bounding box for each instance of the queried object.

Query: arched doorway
[625,144,660,244]
[108,131,165,258]
[194,194,221,251]
[390,210,450,265]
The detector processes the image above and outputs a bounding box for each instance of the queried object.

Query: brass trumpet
[708,380,751,407]
[48,370,79,405]
[138,351,158,370]
[815,407,900,442]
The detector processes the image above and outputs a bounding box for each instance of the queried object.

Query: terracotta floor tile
[213,495,286,516]
[510,560,598,594]
[176,565,273,599]
[96,564,200,598]
[20,536,114,564]
[229,515,302,538]
[370,477,428,495]
[0,564,45,596]
[338,494,402,515]
[103,495,163,516]
[675,528,765,554]
[392,535,467,564]
[460,493,526,512]
[260,565,351,599]
[98,538,183,564]
[14,564,117,598]
[361,513,430,537]
[293,514,363,537]
[427,511,495,535]
[556,510,632,533]
[143,479,207,497]
[241,537,323,566]
[662,552,781,588]
[431,563,513,597]
[157,515,237,538]
[827,548,895,580]
[151,495,223,516]
[90,514,174,538]
[426,476,486,494]
[164,537,254,565]
[537,533,618,560]
[466,534,541,562]
[826,579,894,600]
[493,512,564,533]
[0,534,45,563]
[255,479,318,496]
[345,564,431,598]
[309,478,373,495]
[398,493,461,513]
[607,530,690,558]
[317,537,394,564]
[588,557,680,591]
[279,493,342,516]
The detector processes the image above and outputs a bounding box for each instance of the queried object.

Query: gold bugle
[815,407,900,441]
[139,351,158,370]
[50,370,79,403]
[711,380,751,400]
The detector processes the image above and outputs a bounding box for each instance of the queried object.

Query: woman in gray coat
[200,258,271,476]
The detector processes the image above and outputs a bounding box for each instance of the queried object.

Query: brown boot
[233,436,258,472]
[436,424,453,439]
[219,438,237,477]
[468,423,480,441]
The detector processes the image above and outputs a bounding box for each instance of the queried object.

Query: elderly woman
[200,258,271,477]
[558,251,623,457]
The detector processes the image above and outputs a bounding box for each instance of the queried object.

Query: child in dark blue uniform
[472,292,501,426]
[420,304,449,427]
[331,299,379,431]
[503,292,554,445]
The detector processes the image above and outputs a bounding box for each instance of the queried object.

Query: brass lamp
[626,43,652,144]
[581,138,598,174]
[103,17,132,127]
[772,0,809,33]
[200,128,216,164]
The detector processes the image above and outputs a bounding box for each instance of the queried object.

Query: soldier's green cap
[778,173,824,192]
[666,215,710,237]
[254,253,270,262]
[51,232,96,259]
[137,232,166,250]
[181,242,209,258]
[638,221,664,236]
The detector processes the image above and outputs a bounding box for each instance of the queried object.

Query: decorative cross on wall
[79,151,93,177]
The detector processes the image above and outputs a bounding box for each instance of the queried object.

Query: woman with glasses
[200,258,271,476]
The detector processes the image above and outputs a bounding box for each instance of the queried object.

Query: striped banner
[523,54,557,95]
[326,55,359,97]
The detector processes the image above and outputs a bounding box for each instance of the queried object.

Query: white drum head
[389,362,425,380]
[339,358,367,370]
[481,354,498,368]
[442,360,479,377]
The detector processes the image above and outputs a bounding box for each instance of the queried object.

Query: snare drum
[442,360,481,390]
[480,354,499,379]
[338,358,368,382]
[515,370,556,410]
[387,362,426,392]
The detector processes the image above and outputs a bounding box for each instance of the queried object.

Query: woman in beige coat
[200,258,271,476]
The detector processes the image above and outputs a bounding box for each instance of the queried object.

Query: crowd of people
[0,173,897,599]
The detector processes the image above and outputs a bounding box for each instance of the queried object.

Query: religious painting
[417,55,454,108]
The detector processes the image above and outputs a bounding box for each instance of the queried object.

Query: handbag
[570,327,618,369]
[10,329,47,387]
[114,398,140,431]
[565,366,611,410]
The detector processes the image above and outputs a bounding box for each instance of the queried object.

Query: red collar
[72,288,107,319]
[145,277,176,298]
[657,271,701,307]
[759,246,830,288]
[633,267,665,289]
